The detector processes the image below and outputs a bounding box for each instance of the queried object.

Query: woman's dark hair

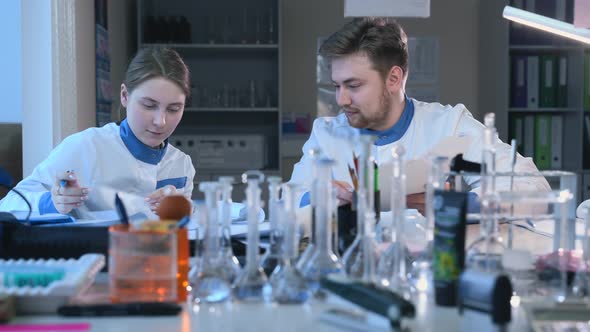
[123,47,190,98]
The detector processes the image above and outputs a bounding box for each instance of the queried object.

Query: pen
[57,302,182,317]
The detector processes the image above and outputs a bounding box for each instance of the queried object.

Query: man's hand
[51,170,90,214]
[407,193,426,215]
[332,180,353,206]
[146,185,178,213]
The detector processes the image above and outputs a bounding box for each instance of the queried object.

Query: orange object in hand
[157,195,192,220]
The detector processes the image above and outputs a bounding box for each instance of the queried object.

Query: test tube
[261,176,282,275]
[218,176,241,282]
[232,170,271,302]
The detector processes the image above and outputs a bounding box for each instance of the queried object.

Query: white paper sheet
[345,0,430,18]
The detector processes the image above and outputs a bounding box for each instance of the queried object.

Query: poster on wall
[95,0,112,127]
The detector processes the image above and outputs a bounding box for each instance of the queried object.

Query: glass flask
[189,182,232,304]
[260,176,283,276]
[270,183,311,303]
[343,136,379,282]
[232,170,271,302]
[296,148,322,271]
[299,158,343,291]
[466,113,505,272]
[217,176,241,283]
[377,144,410,292]
[405,155,448,294]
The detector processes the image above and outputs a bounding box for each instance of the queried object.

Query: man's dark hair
[319,17,408,79]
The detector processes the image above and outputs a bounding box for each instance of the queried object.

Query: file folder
[539,55,557,108]
[534,115,551,170]
[527,56,539,108]
[510,56,527,107]
[556,55,568,107]
[585,53,590,109]
[524,115,535,158]
[550,115,563,169]
[510,115,525,155]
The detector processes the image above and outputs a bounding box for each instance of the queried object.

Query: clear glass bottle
[270,183,311,303]
[299,158,343,291]
[466,113,505,272]
[218,176,241,283]
[232,171,271,302]
[189,182,232,304]
[260,176,282,276]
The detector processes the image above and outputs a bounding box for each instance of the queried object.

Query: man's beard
[344,88,392,130]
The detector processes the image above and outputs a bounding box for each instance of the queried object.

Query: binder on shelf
[510,115,525,155]
[524,115,535,158]
[585,53,590,110]
[556,55,568,107]
[585,115,590,145]
[534,114,551,170]
[584,175,590,201]
[510,55,527,108]
[527,56,539,108]
[539,55,557,108]
[550,115,563,169]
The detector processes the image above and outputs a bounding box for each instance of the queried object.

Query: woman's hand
[51,170,90,214]
[146,185,178,213]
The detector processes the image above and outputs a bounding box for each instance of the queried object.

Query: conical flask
[260,176,283,275]
[466,113,504,272]
[296,148,322,271]
[376,144,411,293]
[189,182,232,304]
[232,170,271,302]
[270,183,310,303]
[299,158,343,291]
[217,176,241,283]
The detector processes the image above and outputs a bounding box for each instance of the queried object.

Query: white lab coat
[0,122,195,219]
[290,98,550,205]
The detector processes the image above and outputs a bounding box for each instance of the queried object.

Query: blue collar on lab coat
[119,119,168,165]
[359,95,414,146]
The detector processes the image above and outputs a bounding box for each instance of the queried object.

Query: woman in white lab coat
[0,47,195,219]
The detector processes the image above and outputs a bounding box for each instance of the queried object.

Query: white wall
[21,0,54,175]
[0,0,22,124]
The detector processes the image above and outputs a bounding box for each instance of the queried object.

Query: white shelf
[185,107,278,112]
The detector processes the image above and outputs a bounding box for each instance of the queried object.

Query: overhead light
[503,5,590,45]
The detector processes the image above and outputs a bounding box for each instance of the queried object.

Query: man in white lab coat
[289,17,550,214]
